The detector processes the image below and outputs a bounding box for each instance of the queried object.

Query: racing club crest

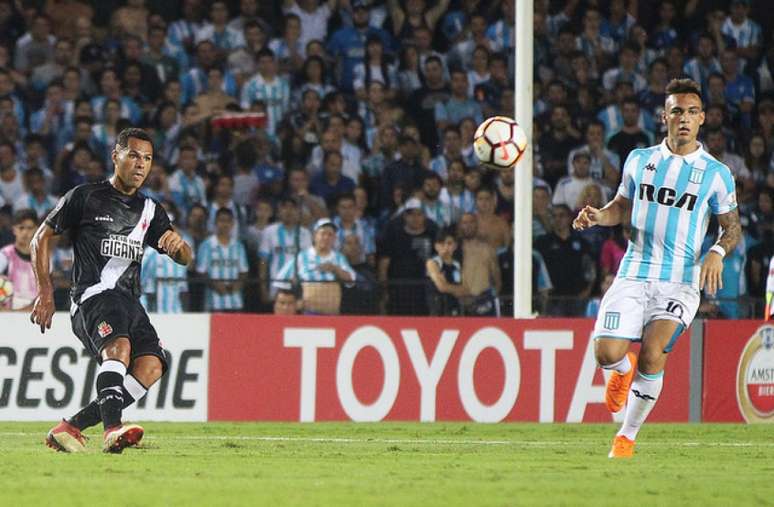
[97,321,113,338]
[736,325,774,423]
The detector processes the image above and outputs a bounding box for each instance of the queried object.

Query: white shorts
[592,278,700,351]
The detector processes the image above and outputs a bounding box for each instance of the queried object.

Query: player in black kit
[30,128,193,453]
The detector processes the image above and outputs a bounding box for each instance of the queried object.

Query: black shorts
[71,290,168,372]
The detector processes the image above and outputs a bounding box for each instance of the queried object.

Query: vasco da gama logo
[736,325,774,423]
[100,234,143,262]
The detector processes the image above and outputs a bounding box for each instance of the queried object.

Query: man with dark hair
[273,287,299,315]
[409,55,451,150]
[196,207,249,311]
[574,77,741,457]
[0,209,39,310]
[607,98,652,166]
[31,128,193,453]
[13,167,58,219]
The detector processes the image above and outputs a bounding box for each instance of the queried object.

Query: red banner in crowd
[208,316,691,423]
[703,321,774,423]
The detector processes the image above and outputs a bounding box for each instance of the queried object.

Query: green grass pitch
[1,422,772,506]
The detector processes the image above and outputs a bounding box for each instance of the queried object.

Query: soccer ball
[473,116,528,169]
[0,276,13,304]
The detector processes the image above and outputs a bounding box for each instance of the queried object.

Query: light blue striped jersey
[617,140,737,287]
[239,73,291,136]
[259,223,312,281]
[276,246,356,282]
[333,217,375,260]
[168,169,207,215]
[721,17,761,50]
[140,244,189,313]
[196,235,249,311]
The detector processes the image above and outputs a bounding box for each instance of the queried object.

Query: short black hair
[434,226,457,244]
[665,78,702,101]
[13,208,38,226]
[336,192,356,206]
[116,128,153,150]
[215,207,235,220]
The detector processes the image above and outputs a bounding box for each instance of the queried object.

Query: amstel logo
[736,325,774,423]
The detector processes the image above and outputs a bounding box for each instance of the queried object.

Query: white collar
[658,138,705,164]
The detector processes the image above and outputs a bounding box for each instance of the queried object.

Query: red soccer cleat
[46,420,87,453]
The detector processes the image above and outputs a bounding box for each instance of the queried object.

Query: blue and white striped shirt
[616,140,737,287]
[168,169,207,215]
[12,193,58,219]
[333,217,375,261]
[141,245,189,313]
[181,67,238,105]
[276,246,356,282]
[196,235,249,311]
[721,17,761,51]
[240,73,291,137]
[259,223,312,282]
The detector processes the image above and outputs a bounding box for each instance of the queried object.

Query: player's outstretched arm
[572,194,632,231]
[29,223,56,333]
[158,230,193,267]
[700,208,742,296]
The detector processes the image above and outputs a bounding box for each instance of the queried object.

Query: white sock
[617,370,664,441]
[601,354,632,375]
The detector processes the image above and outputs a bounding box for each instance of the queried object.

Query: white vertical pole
[513,0,534,318]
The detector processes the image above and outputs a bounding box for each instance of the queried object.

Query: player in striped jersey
[573,79,741,458]
[196,208,249,311]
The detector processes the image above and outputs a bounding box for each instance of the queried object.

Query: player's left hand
[158,230,186,257]
[700,251,724,296]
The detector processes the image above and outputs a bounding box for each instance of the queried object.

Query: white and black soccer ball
[473,116,528,170]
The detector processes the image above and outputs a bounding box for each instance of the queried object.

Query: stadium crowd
[0,0,772,317]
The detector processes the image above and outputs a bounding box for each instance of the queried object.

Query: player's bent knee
[637,347,667,374]
[131,355,165,385]
[101,336,131,365]
[594,339,628,366]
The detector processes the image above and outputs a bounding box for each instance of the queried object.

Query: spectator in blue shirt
[434,68,483,133]
[310,150,356,204]
[720,48,755,129]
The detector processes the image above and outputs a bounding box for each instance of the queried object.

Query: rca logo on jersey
[100,235,143,262]
[736,325,774,423]
[97,321,113,338]
[638,183,698,211]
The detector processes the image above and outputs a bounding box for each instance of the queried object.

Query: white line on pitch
[3,432,774,447]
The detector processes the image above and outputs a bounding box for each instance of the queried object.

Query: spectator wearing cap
[310,150,356,204]
[275,218,355,314]
[378,197,437,315]
[721,0,762,65]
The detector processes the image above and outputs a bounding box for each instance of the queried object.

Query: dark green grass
[1,422,772,506]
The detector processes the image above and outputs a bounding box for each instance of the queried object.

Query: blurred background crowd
[0,0,772,317]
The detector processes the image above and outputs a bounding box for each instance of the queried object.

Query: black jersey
[45,180,172,305]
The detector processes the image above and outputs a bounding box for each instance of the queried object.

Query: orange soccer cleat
[103,423,144,453]
[46,419,88,453]
[605,352,638,413]
[608,435,636,458]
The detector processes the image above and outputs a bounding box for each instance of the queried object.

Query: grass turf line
[1,422,772,506]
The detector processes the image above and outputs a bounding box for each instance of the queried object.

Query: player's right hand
[30,289,55,334]
[573,206,600,231]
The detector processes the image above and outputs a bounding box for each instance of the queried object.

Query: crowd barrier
[0,313,771,423]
